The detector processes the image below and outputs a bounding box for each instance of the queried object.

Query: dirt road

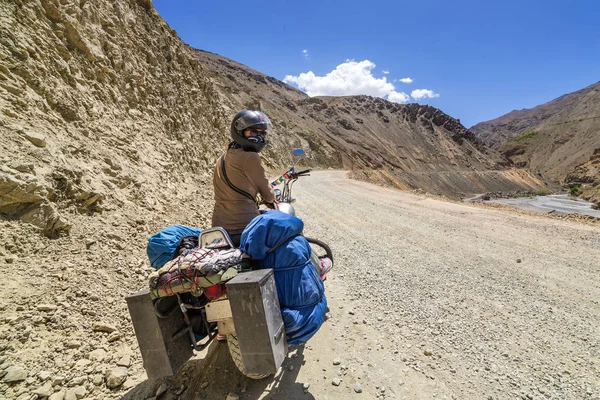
[182,170,599,400]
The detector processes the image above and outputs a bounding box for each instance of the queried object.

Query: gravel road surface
[249,170,600,400]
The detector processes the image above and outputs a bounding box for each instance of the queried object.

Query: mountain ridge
[470,81,600,148]
[470,81,600,205]
[192,48,542,198]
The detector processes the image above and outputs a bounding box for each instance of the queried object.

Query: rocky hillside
[0,0,234,238]
[0,1,233,398]
[470,82,600,149]
[470,82,600,205]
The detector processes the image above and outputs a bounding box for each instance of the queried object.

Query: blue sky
[154,0,599,127]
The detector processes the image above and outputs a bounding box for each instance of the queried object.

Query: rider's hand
[265,201,279,210]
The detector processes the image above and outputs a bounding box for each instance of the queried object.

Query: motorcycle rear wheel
[226,333,271,379]
[305,237,334,264]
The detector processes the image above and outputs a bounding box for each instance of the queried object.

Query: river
[487,194,600,217]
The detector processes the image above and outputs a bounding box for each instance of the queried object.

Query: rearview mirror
[293,148,305,157]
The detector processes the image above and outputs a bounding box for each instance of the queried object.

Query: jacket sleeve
[244,152,276,203]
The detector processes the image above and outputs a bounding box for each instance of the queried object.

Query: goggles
[247,129,267,137]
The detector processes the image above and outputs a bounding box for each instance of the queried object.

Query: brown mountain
[193,49,542,198]
[470,82,600,205]
[0,0,542,238]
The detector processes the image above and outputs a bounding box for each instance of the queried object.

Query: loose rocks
[105,367,127,388]
[3,365,27,382]
[33,381,53,397]
[92,323,118,333]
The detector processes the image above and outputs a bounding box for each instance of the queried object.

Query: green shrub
[593,180,600,187]
[569,185,582,196]
[535,188,551,196]
[513,129,538,141]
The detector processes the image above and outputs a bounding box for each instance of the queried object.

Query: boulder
[33,381,54,397]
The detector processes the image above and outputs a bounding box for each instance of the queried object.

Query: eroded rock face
[0,0,544,236]
[566,148,600,206]
[0,168,48,214]
[1,0,228,236]
[20,202,70,237]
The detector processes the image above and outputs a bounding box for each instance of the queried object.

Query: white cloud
[399,77,413,84]
[388,91,410,103]
[383,69,390,74]
[302,49,309,59]
[283,59,410,104]
[411,89,439,100]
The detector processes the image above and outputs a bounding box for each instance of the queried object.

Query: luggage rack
[128,225,288,379]
[153,226,238,351]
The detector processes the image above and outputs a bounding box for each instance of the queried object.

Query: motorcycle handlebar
[279,168,311,181]
[295,168,312,176]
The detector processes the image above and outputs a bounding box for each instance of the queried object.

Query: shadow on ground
[123,341,313,399]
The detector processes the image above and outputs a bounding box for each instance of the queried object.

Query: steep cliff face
[0,0,229,235]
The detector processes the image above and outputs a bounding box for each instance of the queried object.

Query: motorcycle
[130,149,333,380]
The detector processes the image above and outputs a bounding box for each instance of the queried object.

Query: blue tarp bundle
[241,211,327,346]
[147,225,202,269]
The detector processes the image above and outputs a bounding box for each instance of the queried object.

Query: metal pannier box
[125,289,193,379]
[226,268,287,375]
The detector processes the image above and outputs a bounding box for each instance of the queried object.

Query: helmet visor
[234,111,272,133]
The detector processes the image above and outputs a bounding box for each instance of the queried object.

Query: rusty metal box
[125,289,193,379]
[226,269,287,375]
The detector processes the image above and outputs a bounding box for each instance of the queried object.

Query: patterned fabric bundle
[148,248,248,299]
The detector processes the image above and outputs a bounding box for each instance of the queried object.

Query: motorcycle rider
[212,110,278,248]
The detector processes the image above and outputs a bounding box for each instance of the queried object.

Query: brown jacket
[211,147,276,234]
